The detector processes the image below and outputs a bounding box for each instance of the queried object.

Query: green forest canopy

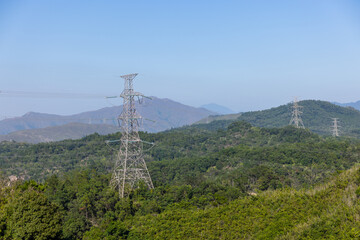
[1,121,360,239]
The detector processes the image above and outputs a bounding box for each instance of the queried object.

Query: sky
[0,0,360,117]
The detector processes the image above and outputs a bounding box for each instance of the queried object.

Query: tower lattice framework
[111,73,154,198]
[289,97,305,129]
[331,118,340,137]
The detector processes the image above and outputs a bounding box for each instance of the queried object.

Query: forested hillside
[198,100,360,137]
[127,165,360,239]
[1,121,360,239]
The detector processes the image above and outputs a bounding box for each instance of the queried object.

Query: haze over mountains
[200,103,235,115]
[333,100,360,111]
[0,97,215,143]
[0,123,119,143]
[3,98,360,143]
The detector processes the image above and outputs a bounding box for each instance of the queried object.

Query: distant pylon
[289,97,305,129]
[331,118,340,137]
[110,73,154,198]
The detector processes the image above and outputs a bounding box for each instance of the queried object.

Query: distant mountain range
[200,103,235,115]
[0,97,215,143]
[333,100,360,111]
[196,113,242,124]
[0,123,118,143]
[198,100,360,137]
[4,98,360,143]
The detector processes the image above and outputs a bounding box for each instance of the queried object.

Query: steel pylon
[331,118,340,137]
[289,97,305,129]
[110,73,154,198]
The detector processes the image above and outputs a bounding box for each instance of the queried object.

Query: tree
[0,183,63,240]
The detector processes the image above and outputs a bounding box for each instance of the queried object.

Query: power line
[0,90,109,99]
[0,116,119,122]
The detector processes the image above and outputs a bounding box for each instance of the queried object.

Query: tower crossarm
[120,91,144,98]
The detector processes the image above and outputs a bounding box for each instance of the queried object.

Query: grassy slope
[129,165,360,239]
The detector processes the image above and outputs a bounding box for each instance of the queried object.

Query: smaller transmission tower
[331,118,340,137]
[289,97,305,129]
[110,73,154,198]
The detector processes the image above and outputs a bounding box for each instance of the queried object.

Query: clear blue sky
[1,0,360,116]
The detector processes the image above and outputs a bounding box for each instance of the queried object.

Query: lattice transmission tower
[289,97,305,129]
[110,73,154,198]
[331,118,340,137]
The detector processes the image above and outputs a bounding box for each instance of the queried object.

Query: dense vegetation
[128,166,360,239]
[1,120,360,239]
[199,100,360,137]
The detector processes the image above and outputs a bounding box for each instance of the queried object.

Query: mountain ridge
[333,100,360,111]
[0,97,215,136]
[5,99,360,143]
[0,123,119,143]
[200,103,235,115]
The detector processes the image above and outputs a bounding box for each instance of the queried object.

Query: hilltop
[199,100,360,137]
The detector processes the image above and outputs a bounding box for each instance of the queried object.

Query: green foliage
[128,166,360,239]
[0,182,62,240]
[237,100,360,137]
[0,120,360,239]
[200,100,360,138]
[355,186,360,198]
[83,221,129,240]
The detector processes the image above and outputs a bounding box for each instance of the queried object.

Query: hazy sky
[1,0,360,117]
